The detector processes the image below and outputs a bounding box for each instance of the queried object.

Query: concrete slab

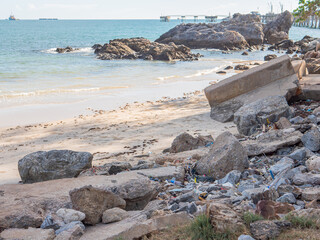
[300,74,320,100]
[292,60,308,79]
[204,55,299,122]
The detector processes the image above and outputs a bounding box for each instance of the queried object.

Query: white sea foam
[184,67,220,78]
[42,47,94,54]
[156,75,179,81]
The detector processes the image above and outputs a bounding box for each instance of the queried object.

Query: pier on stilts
[160,15,225,22]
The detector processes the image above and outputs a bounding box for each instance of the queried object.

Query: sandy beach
[0,90,237,185]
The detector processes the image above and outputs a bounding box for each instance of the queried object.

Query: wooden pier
[293,15,320,29]
[160,15,222,22]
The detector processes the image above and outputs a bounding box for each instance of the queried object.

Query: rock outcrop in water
[156,11,294,50]
[93,38,201,61]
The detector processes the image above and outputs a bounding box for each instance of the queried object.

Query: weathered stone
[250,220,280,240]
[301,187,320,201]
[243,187,279,204]
[306,156,320,172]
[41,215,63,231]
[242,129,302,156]
[206,202,245,232]
[95,38,200,61]
[235,65,250,71]
[264,54,277,61]
[80,212,191,240]
[55,221,85,235]
[276,193,296,204]
[293,173,320,186]
[288,148,307,162]
[195,132,248,179]
[56,208,85,224]
[0,227,55,240]
[105,162,132,175]
[133,166,185,182]
[301,127,320,152]
[143,200,167,218]
[169,133,213,153]
[234,96,292,136]
[269,157,294,175]
[275,117,292,129]
[238,235,255,240]
[18,150,93,183]
[56,46,78,53]
[69,185,126,225]
[217,170,241,185]
[54,225,84,240]
[102,208,129,224]
[288,208,320,225]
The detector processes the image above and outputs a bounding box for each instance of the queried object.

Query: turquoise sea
[0,19,319,127]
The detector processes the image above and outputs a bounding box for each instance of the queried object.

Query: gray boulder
[217,170,242,185]
[69,185,126,225]
[234,96,292,136]
[276,193,296,204]
[102,208,129,224]
[56,208,85,224]
[195,132,248,179]
[301,127,320,152]
[55,221,85,235]
[18,150,93,183]
[270,157,294,175]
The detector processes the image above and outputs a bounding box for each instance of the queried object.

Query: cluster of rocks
[156,11,294,50]
[1,95,320,239]
[92,38,201,61]
[56,47,79,53]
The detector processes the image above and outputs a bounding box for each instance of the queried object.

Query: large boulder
[264,11,294,44]
[69,185,126,225]
[169,132,213,153]
[301,127,320,152]
[94,38,200,61]
[18,150,93,183]
[242,129,302,156]
[234,96,292,136]
[250,220,290,240]
[305,58,320,74]
[195,132,248,179]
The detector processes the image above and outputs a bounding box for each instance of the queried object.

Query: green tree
[294,0,320,21]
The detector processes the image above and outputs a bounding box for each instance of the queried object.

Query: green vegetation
[294,0,320,21]
[243,212,264,226]
[187,215,235,240]
[285,214,319,229]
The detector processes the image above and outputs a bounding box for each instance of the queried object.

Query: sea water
[0,20,319,127]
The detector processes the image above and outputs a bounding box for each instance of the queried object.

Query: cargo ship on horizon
[8,15,16,21]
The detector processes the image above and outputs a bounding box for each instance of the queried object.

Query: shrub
[285,215,318,229]
[243,212,264,226]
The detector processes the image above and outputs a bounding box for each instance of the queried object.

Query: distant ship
[8,15,16,21]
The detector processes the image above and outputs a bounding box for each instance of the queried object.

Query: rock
[80,212,190,239]
[269,157,294,175]
[276,193,296,204]
[94,38,200,61]
[41,215,63,231]
[243,187,279,204]
[216,70,227,74]
[234,96,292,136]
[301,127,320,152]
[56,208,85,224]
[18,150,93,183]
[105,162,132,175]
[288,208,320,225]
[0,227,55,240]
[55,221,85,235]
[264,54,277,61]
[217,170,241,185]
[242,129,302,156]
[293,173,320,186]
[242,51,249,55]
[54,225,84,240]
[301,187,320,201]
[305,58,320,74]
[56,46,78,53]
[305,199,320,209]
[275,117,292,129]
[169,133,213,153]
[225,66,233,70]
[102,208,129,224]
[238,235,255,240]
[288,148,306,162]
[108,177,159,211]
[250,220,290,240]
[69,185,126,225]
[143,200,167,218]
[313,106,320,115]
[306,156,320,172]
[264,11,294,44]
[133,166,185,182]
[206,202,245,232]
[234,65,250,70]
[195,132,248,179]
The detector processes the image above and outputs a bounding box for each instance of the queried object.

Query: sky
[1,0,299,19]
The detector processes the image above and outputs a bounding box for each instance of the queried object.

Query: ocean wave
[184,67,220,78]
[0,86,129,99]
[156,75,179,81]
[42,47,94,54]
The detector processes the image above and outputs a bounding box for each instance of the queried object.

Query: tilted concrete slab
[204,55,299,122]
[292,60,308,80]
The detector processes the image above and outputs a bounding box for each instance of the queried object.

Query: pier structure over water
[160,15,225,22]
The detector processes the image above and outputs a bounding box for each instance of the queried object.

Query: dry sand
[0,90,237,185]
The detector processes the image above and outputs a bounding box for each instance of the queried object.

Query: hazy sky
[1,0,299,19]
